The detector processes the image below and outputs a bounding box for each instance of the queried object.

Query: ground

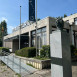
[0,61,77,77]
[0,61,19,77]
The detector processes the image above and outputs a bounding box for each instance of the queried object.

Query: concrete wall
[3,40,13,49]
[12,40,19,52]
[63,13,77,25]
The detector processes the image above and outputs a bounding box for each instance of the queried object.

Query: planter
[16,56,51,69]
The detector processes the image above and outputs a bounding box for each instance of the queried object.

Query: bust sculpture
[56,17,64,30]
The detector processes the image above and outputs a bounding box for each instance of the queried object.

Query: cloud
[8,25,14,34]
[0,17,8,22]
[1,17,8,22]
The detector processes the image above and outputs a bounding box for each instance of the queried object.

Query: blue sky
[0,0,77,34]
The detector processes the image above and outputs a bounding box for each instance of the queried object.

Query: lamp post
[36,0,38,57]
[19,6,21,50]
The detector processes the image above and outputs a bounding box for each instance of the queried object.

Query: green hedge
[0,47,10,52]
[70,45,76,57]
[15,47,36,58]
[40,45,50,58]
[0,47,10,55]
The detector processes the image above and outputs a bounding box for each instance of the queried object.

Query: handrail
[0,51,32,75]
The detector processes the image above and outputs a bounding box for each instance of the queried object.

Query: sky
[0,0,77,34]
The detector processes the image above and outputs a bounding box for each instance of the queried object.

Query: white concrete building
[3,14,77,52]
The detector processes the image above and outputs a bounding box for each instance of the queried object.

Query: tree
[1,20,8,36]
[0,20,8,47]
[64,14,67,18]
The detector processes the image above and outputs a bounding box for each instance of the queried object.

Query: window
[31,27,47,49]
[66,20,69,23]
[74,17,77,25]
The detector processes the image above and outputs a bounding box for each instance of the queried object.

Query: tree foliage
[0,20,8,47]
[64,14,67,18]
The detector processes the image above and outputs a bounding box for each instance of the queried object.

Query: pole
[36,0,37,57]
[19,6,21,50]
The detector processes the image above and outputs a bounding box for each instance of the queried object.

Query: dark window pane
[37,29,41,33]
[74,18,77,25]
[42,27,46,32]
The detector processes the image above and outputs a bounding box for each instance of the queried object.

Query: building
[3,14,77,52]
[63,13,77,47]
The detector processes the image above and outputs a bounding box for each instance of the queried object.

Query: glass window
[31,35,35,47]
[42,27,46,32]
[32,31,36,35]
[37,29,41,33]
[31,27,47,48]
[37,33,42,49]
[42,32,47,45]
[66,20,69,23]
[74,18,77,25]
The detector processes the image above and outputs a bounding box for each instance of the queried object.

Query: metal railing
[0,51,32,76]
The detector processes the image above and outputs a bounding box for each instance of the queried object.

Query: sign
[29,0,35,21]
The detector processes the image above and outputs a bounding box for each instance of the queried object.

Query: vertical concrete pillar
[29,31,31,47]
[50,30,72,77]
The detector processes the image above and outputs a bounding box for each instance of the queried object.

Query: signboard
[29,0,35,21]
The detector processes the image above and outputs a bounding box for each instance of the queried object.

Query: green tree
[0,20,8,47]
[1,20,8,36]
[64,14,67,18]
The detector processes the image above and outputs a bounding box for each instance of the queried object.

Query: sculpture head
[56,17,64,30]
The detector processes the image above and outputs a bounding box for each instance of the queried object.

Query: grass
[15,73,21,77]
[1,69,7,73]
[34,56,50,60]
[1,61,6,66]
[26,63,35,68]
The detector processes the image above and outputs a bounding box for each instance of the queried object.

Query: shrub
[15,47,36,58]
[70,45,76,57]
[74,49,77,56]
[0,47,10,55]
[0,47,10,52]
[40,45,50,58]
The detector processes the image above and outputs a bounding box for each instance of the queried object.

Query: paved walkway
[0,55,37,76]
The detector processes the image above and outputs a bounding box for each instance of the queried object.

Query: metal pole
[12,55,14,68]
[36,0,37,57]
[19,6,21,50]
[19,58,21,74]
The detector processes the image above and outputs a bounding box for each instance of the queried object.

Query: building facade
[3,14,77,52]
[63,13,77,46]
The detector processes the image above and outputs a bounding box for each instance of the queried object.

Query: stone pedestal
[50,30,72,77]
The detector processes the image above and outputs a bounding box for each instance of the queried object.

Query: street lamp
[19,6,21,50]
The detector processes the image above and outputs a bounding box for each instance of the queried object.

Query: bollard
[50,30,72,77]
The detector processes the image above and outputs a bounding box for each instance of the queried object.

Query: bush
[70,45,76,57]
[15,47,36,58]
[40,45,50,58]
[0,47,10,52]
[0,47,10,55]
[74,49,77,56]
